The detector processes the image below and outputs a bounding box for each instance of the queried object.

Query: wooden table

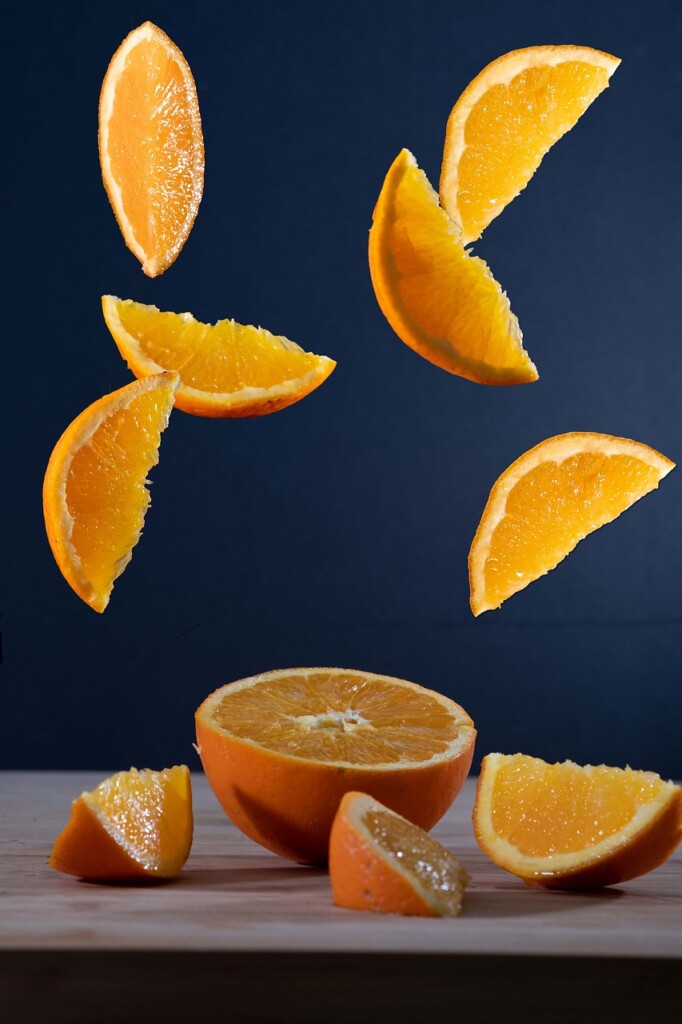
[1,772,680,1022]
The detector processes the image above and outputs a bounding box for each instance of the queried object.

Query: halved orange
[474,753,682,889]
[469,432,674,615]
[195,667,476,864]
[43,373,178,612]
[99,22,204,277]
[49,766,193,881]
[440,46,620,245]
[369,149,537,385]
[330,791,468,916]
[101,295,336,417]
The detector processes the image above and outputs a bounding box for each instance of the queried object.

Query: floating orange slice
[473,753,682,889]
[43,373,178,612]
[49,766,193,881]
[469,432,674,615]
[102,295,336,417]
[329,791,468,916]
[368,149,537,385]
[440,46,620,245]
[99,22,204,276]
[195,667,476,864]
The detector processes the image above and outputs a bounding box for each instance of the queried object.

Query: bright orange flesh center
[210,672,467,764]
[490,756,666,857]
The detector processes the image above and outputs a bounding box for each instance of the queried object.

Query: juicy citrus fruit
[469,432,674,615]
[43,373,179,613]
[329,791,468,916]
[369,149,537,385]
[99,22,204,277]
[102,295,336,418]
[474,753,682,889]
[440,46,620,245]
[195,667,476,864]
[49,766,193,881]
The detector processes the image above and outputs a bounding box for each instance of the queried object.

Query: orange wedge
[43,373,178,612]
[330,791,468,916]
[99,22,204,276]
[101,295,336,418]
[49,766,193,881]
[195,667,476,864]
[369,149,537,385]
[440,46,620,245]
[474,753,682,889]
[469,432,674,615]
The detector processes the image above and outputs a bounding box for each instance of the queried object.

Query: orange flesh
[210,671,469,764]
[490,756,667,857]
[454,62,611,241]
[484,453,661,610]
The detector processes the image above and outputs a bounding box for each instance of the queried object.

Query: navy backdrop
[2,0,681,775]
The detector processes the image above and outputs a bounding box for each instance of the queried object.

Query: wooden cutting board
[1,772,680,1023]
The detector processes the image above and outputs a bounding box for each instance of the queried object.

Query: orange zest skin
[102,295,336,418]
[440,46,620,245]
[329,792,468,916]
[49,766,193,882]
[368,149,537,385]
[99,22,204,277]
[469,432,674,615]
[473,754,682,889]
[195,668,476,865]
[43,373,178,612]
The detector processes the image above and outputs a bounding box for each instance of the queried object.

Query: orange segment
[49,766,193,881]
[440,46,620,244]
[329,792,468,916]
[99,22,204,277]
[43,373,178,613]
[474,753,682,889]
[469,433,674,615]
[369,149,537,385]
[102,295,336,418]
[195,667,476,864]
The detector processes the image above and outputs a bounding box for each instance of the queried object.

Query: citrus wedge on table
[440,46,620,245]
[473,754,682,889]
[102,296,336,417]
[329,792,468,916]
[49,766,193,881]
[99,22,204,276]
[469,432,674,615]
[195,668,476,864]
[43,373,178,612]
[369,149,537,385]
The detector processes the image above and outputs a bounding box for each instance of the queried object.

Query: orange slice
[369,149,537,385]
[43,373,178,613]
[49,766,193,881]
[469,432,674,615]
[195,667,476,864]
[474,753,682,889]
[99,22,204,277]
[329,791,468,916]
[440,46,620,245]
[101,295,336,418]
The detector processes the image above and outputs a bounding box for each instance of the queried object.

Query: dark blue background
[3,0,681,776]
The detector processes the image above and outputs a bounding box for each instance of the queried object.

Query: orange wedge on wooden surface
[43,373,178,613]
[473,753,682,889]
[330,791,468,916]
[469,432,674,616]
[369,149,537,385]
[102,295,336,417]
[195,667,476,864]
[99,22,204,277]
[49,766,193,881]
[440,46,620,245]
